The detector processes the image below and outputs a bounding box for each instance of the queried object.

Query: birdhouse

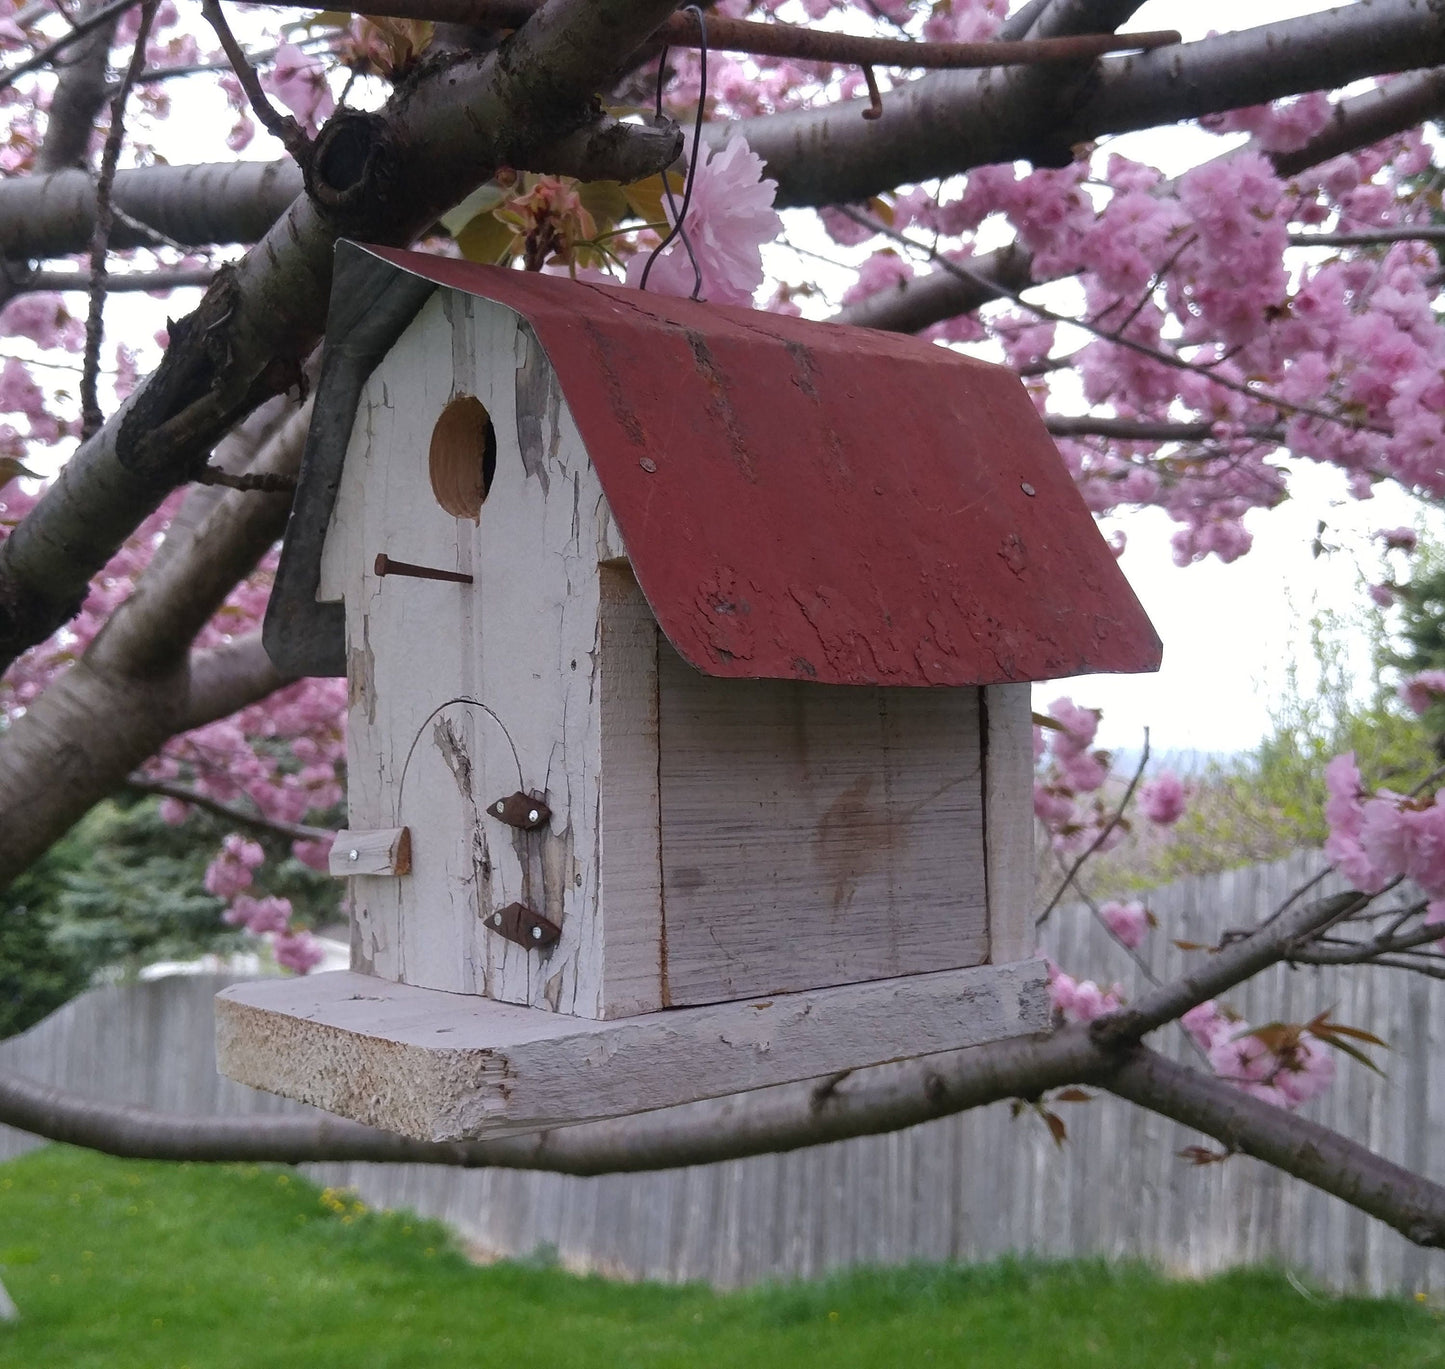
[216,242,1160,1142]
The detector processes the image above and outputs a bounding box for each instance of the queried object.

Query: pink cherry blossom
[271,929,325,974]
[626,135,782,308]
[1100,900,1149,950]
[264,43,335,137]
[1047,966,1123,1023]
[1399,670,1445,715]
[1182,1001,1233,1052]
[1139,772,1187,826]
[1376,526,1418,552]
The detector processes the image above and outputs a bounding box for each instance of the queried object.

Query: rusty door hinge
[489,792,550,831]
[485,902,561,950]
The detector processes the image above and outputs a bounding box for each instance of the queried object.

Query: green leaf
[440,182,512,238]
[621,171,683,228]
[454,211,516,266]
[577,180,631,234]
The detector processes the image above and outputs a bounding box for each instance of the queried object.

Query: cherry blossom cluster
[1323,749,1445,931]
[1181,1001,1337,1111]
[1033,696,1190,856]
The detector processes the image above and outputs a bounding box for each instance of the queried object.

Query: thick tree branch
[184,632,294,730]
[0,160,304,258]
[1105,1046,1445,1248]
[0,399,307,887]
[725,0,1445,208]
[35,0,121,171]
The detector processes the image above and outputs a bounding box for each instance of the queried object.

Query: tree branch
[0,0,136,94]
[839,44,1445,339]
[200,0,312,165]
[80,0,155,438]
[1289,225,1445,247]
[1104,1046,1445,1249]
[124,773,332,842]
[254,0,1177,72]
[0,1028,1110,1171]
[724,0,1445,209]
[1036,730,1150,927]
[0,161,304,259]
[184,632,294,731]
[1090,890,1368,1048]
[34,0,122,171]
[11,266,215,294]
[1043,415,1284,444]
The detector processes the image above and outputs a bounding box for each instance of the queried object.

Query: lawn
[0,1146,1440,1368]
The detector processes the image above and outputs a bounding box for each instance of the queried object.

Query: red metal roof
[364,246,1161,687]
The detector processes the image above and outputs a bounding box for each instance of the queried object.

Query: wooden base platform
[215,961,1049,1142]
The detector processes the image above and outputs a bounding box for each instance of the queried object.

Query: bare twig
[16,266,215,295]
[1043,415,1284,444]
[79,0,155,439]
[192,464,297,493]
[1037,729,1151,928]
[835,206,1390,439]
[125,774,333,844]
[1289,225,1445,248]
[200,0,313,164]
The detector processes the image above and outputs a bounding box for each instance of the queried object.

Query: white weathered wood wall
[4,851,1443,1295]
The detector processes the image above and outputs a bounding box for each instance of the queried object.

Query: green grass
[0,1147,1440,1368]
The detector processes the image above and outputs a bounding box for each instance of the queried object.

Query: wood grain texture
[982,682,1036,964]
[328,828,411,877]
[596,565,665,1017]
[215,961,1050,1142]
[657,646,990,1005]
[320,297,622,1015]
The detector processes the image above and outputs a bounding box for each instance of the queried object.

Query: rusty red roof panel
[364,246,1161,687]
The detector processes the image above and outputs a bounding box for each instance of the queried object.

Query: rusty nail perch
[374,552,473,585]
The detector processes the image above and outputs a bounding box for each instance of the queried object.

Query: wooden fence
[3,851,1443,1294]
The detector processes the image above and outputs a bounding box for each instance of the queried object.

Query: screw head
[528,808,540,824]
[347,849,359,862]
[1020,481,1036,497]
[492,913,502,927]
[530,926,543,941]
[494,801,505,814]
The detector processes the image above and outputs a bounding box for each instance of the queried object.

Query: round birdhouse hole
[429,395,496,522]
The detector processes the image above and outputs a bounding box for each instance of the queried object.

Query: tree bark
[726,0,1445,209]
